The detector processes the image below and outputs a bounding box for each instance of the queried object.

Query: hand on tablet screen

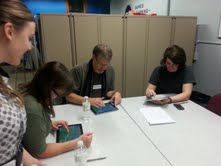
[88,97,105,107]
[91,102,118,114]
[52,120,69,132]
[146,89,156,97]
[150,98,170,105]
[56,124,84,143]
[110,92,122,105]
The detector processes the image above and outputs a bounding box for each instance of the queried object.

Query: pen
[87,157,107,162]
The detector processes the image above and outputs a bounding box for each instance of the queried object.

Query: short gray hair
[92,44,112,61]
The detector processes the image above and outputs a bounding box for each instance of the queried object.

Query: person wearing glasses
[0,1,46,165]
[66,44,122,107]
[145,45,195,104]
[20,61,93,158]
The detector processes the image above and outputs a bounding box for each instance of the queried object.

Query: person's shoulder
[75,62,87,69]
[184,65,193,72]
[154,65,163,72]
[106,64,115,75]
[71,62,87,73]
[107,64,114,70]
[24,95,37,103]
[24,95,43,115]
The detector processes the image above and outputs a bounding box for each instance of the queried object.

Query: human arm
[66,93,85,105]
[145,66,160,97]
[145,83,157,97]
[66,93,105,107]
[67,64,105,107]
[107,90,122,105]
[51,120,69,132]
[105,66,121,105]
[23,148,46,166]
[151,66,195,104]
[168,66,195,103]
[151,83,193,104]
[23,96,93,158]
[24,113,93,158]
[37,132,93,159]
[169,83,193,102]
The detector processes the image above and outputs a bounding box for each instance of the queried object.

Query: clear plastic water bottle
[82,96,91,121]
[75,140,88,166]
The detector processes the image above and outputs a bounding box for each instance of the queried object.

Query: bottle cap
[77,140,84,147]
[84,96,88,99]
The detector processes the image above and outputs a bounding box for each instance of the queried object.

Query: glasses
[52,89,62,98]
[94,58,109,68]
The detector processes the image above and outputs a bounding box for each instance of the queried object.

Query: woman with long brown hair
[21,61,93,158]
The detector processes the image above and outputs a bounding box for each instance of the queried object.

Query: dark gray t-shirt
[70,62,115,97]
[149,65,195,94]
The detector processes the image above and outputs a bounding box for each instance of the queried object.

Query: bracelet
[168,97,172,103]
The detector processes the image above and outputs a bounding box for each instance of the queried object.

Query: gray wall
[170,0,221,96]
[111,0,221,96]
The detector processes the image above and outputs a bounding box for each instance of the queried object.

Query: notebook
[86,140,107,162]
[140,107,175,125]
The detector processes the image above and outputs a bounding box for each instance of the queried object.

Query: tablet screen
[56,124,83,143]
[91,103,118,114]
[146,95,168,101]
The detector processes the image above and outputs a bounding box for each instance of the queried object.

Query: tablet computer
[146,94,169,101]
[56,124,83,143]
[91,102,118,115]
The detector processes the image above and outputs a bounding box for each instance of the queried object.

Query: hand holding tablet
[146,94,171,105]
[91,102,118,115]
[56,124,83,143]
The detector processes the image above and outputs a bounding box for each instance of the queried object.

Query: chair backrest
[207,93,221,116]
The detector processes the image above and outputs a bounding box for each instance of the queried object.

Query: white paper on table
[42,135,107,165]
[87,139,107,162]
[140,107,175,125]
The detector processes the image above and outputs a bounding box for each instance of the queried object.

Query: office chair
[207,93,221,116]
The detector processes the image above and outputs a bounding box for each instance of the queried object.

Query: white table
[121,96,221,166]
[41,104,171,166]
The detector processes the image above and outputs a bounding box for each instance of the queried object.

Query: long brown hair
[0,0,34,106]
[21,62,73,117]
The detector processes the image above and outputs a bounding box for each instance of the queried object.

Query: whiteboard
[132,0,168,15]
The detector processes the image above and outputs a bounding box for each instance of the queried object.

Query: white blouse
[0,76,26,164]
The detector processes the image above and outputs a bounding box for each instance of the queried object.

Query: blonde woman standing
[0,1,45,165]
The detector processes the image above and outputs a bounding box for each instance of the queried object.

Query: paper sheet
[140,107,175,125]
[87,139,106,162]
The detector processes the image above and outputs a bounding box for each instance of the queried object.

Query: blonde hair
[0,0,34,31]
